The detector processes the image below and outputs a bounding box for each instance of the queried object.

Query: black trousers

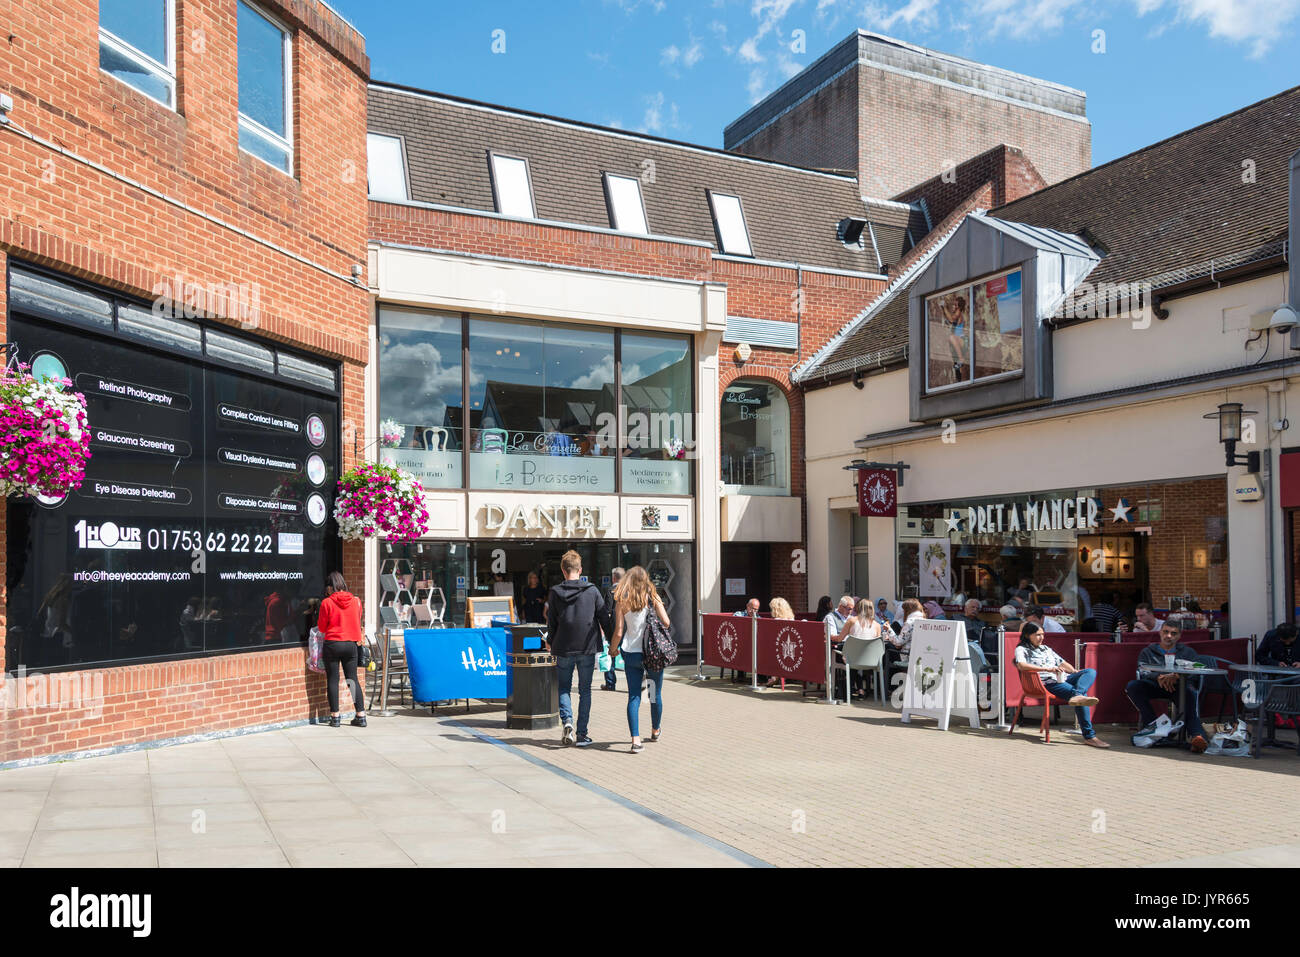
[323,640,365,713]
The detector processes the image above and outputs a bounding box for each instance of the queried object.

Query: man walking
[600,567,624,691]
[547,550,610,747]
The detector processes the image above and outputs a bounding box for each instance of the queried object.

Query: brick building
[724,31,1091,200]
[796,87,1300,641]
[1,0,370,765]
[361,82,935,632]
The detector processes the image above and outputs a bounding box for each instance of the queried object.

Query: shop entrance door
[720,543,769,613]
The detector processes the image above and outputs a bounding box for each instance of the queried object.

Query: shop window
[237,1,293,174]
[621,332,692,495]
[467,317,615,492]
[708,191,753,257]
[925,268,1023,392]
[99,0,176,108]
[367,134,409,201]
[604,173,649,234]
[721,380,789,496]
[378,307,464,489]
[489,153,536,218]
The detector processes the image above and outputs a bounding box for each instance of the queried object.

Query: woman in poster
[941,292,969,379]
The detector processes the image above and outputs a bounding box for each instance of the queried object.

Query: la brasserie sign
[963,496,1101,533]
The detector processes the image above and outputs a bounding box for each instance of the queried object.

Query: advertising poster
[918,538,952,597]
[6,316,338,671]
[971,270,1023,379]
[900,618,979,730]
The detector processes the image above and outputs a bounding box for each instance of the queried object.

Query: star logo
[944,511,965,533]
[867,478,890,506]
[775,626,805,671]
[1110,498,1133,523]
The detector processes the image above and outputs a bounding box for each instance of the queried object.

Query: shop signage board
[9,315,338,670]
[961,497,1101,533]
[857,468,897,517]
[469,451,614,492]
[900,619,980,730]
[479,501,614,538]
[404,627,508,701]
[754,617,828,685]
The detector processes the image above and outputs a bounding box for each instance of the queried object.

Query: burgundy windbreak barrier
[702,613,750,671]
[754,617,828,684]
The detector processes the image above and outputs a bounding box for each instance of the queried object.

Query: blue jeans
[622,652,663,738]
[556,654,596,736]
[1042,668,1098,739]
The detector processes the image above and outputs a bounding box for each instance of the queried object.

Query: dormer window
[489,152,536,218]
[925,268,1024,392]
[604,173,649,234]
[708,191,753,256]
[367,134,409,201]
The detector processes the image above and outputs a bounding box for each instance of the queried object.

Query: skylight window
[709,191,753,256]
[367,133,409,201]
[604,173,649,234]
[489,153,536,218]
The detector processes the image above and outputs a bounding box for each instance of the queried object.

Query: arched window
[721,380,790,496]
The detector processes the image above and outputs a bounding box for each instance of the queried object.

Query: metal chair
[968,641,994,710]
[840,636,887,703]
[1261,678,1300,756]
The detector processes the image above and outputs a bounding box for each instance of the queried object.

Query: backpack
[641,606,678,672]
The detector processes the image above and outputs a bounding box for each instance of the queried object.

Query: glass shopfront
[895,477,1229,627]
[380,539,696,641]
[6,268,341,672]
[377,307,694,495]
[720,379,789,495]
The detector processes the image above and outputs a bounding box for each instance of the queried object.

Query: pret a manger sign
[966,496,1100,533]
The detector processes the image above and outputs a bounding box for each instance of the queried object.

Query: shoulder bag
[641,604,678,672]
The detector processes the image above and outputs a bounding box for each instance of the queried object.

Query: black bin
[506,626,558,730]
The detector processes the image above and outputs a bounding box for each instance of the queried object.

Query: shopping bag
[307,627,325,673]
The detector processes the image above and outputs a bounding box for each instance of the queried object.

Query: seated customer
[1000,604,1024,630]
[1124,620,1227,753]
[1258,623,1300,667]
[956,598,985,638]
[885,598,924,654]
[1013,622,1108,749]
[1025,604,1066,633]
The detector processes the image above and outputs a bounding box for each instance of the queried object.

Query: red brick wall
[727,68,860,176]
[894,145,1048,226]
[1,0,369,764]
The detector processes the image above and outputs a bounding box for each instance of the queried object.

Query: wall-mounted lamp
[1203,401,1261,471]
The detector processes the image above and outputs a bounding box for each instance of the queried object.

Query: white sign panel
[918,538,952,598]
[381,447,462,489]
[470,451,614,492]
[900,619,980,731]
[725,578,746,597]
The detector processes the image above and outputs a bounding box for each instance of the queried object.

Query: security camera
[1269,304,1298,335]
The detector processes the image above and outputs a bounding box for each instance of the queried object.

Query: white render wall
[803,272,1296,638]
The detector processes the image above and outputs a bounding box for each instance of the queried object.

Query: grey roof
[368,83,918,274]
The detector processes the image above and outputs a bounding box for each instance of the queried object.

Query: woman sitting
[886,598,924,654]
[1013,622,1109,749]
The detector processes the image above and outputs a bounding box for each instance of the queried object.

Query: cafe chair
[1261,678,1300,757]
[839,636,887,704]
[1009,670,1057,742]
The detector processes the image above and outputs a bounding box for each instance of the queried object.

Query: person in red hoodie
[317,571,367,728]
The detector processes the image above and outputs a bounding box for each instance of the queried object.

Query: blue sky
[332,0,1299,170]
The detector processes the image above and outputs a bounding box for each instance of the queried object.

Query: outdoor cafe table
[1229,662,1300,756]
[1136,662,1231,746]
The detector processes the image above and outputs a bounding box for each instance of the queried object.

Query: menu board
[5,316,339,670]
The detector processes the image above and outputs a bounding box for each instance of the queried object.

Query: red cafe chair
[1008,669,1056,742]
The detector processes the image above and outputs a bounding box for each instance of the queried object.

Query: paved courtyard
[3,666,1300,867]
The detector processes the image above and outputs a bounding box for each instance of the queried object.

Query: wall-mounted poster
[465,596,515,628]
[1118,559,1135,580]
[918,538,952,598]
[725,578,747,597]
[1118,537,1135,557]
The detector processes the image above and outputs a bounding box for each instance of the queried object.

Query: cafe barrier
[693,609,711,681]
[701,613,830,694]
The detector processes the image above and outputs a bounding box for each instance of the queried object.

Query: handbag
[641,607,678,672]
[357,640,372,669]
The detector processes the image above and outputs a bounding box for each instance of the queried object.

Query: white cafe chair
[840,636,887,703]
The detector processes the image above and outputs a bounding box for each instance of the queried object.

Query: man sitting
[1133,602,1165,634]
[1125,620,1228,753]
[1258,622,1300,667]
[956,598,985,638]
[1025,604,1065,633]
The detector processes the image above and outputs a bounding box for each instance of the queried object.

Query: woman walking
[317,571,367,728]
[609,565,670,753]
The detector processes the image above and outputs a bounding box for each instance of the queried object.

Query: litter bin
[506,625,557,730]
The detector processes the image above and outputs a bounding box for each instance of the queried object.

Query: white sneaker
[562,723,575,746]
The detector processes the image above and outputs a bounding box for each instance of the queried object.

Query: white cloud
[864,0,942,30]
[683,38,705,66]
[1139,0,1300,57]
[662,43,682,65]
[738,36,764,61]
[638,92,682,133]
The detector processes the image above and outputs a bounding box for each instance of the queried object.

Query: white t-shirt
[846,617,881,640]
[1041,616,1066,633]
[621,606,649,653]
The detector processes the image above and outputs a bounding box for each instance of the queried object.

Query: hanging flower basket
[379,418,404,448]
[334,461,429,541]
[0,360,91,499]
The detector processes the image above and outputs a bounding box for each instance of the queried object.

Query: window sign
[926,268,1023,391]
[378,308,463,489]
[720,380,789,496]
[6,315,338,672]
